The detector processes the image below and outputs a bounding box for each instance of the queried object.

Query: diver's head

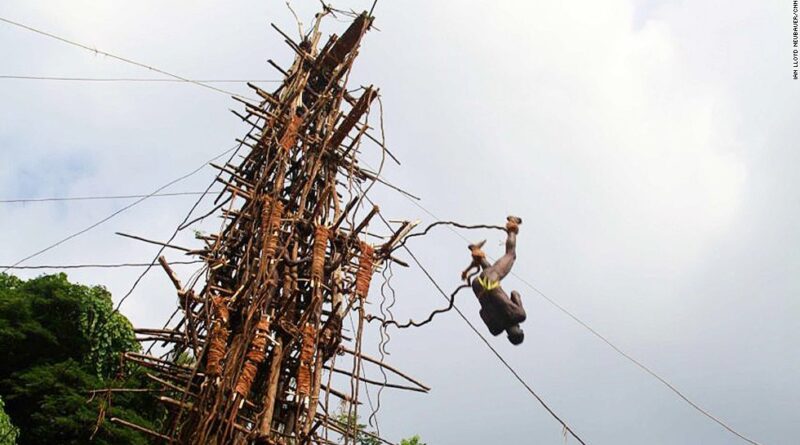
[506,325,524,345]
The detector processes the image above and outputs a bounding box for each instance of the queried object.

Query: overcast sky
[0,1,797,444]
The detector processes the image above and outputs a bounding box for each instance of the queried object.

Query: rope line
[1,144,237,272]
[512,273,764,445]
[113,140,245,312]
[137,116,264,355]
[0,12,766,445]
[366,284,469,329]
[397,199,765,445]
[402,245,588,445]
[0,260,202,270]
[0,75,281,83]
[392,220,506,253]
[0,17,253,100]
[361,193,588,443]
[0,191,222,204]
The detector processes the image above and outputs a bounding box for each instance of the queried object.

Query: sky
[0,1,797,444]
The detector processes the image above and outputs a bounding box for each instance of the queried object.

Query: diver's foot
[506,215,522,233]
[468,239,487,252]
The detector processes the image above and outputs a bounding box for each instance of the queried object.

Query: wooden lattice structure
[111,10,427,445]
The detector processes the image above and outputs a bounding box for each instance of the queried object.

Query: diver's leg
[510,290,523,307]
[491,231,517,280]
[509,290,526,323]
[471,278,484,299]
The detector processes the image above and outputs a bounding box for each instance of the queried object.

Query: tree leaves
[0,396,18,445]
[0,273,159,444]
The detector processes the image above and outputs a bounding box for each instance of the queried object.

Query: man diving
[461,216,526,345]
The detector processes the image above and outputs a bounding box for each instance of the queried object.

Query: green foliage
[0,273,418,444]
[332,403,425,445]
[0,396,18,445]
[0,273,138,378]
[3,360,158,445]
[334,408,381,445]
[400,435,426,445]
[77,284,139,377]
[0,273,160,445]
[174,350,197,367]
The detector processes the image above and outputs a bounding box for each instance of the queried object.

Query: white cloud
[0,1,795,444]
